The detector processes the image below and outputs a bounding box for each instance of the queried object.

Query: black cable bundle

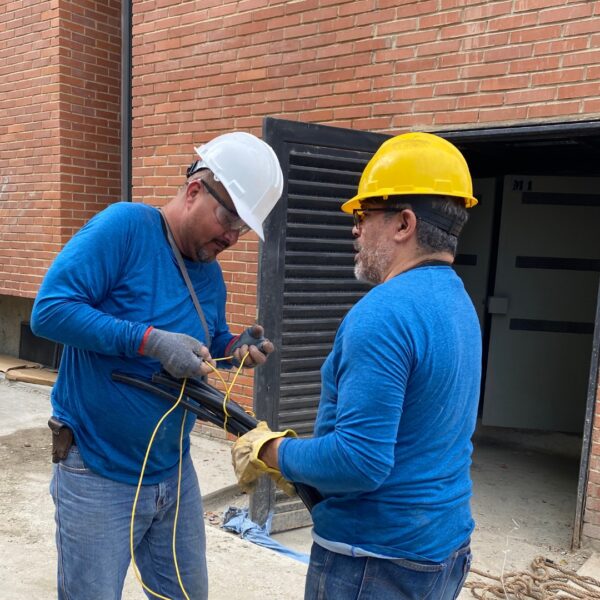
[112,371,323,512]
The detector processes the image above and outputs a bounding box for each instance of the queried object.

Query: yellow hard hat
[341,132,477,213]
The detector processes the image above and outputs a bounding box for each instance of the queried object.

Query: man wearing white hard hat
[31,132,283,600]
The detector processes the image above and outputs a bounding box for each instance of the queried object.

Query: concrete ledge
[203,483,241,510]
[577,552,600,578]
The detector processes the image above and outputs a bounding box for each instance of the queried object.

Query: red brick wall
[57,0,122,236]
[0,0,121,298]
[583,378,600,542]
[131,0,600,409]
[131,0,600,153]
[0,0,61,297]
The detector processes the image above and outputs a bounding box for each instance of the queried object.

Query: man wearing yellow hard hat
[233,132,482,599]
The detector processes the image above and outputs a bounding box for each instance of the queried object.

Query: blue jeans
[50,445,207,600]
[304,541,471,600]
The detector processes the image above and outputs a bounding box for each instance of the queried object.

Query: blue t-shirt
[31,202,234,484]
[279,266,482,563]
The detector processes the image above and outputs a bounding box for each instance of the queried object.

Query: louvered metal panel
[284,290,361,304]
[251,118,388,531]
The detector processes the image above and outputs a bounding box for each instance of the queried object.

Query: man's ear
[394,209,417,240]
[188,179,202,194]
[184,179,203,204]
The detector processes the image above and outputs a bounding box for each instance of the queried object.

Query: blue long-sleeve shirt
[31,202,234,484]
[279,266,481,563]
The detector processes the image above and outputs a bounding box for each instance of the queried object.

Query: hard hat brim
[341,192,478,213]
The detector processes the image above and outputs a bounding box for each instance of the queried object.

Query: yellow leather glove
[231,421,297,496]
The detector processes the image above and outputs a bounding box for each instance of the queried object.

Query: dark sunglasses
[352,207,405,229]
[196,179,251,236]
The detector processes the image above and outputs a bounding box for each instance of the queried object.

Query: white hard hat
[193,132,284,240]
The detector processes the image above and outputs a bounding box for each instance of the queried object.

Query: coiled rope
[465,556,600,599]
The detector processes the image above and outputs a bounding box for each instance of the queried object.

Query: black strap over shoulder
[158,209,211,349]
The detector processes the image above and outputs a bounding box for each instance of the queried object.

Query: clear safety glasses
[197,180,251,236]
[352,207,405,230]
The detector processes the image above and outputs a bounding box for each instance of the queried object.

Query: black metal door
[252,118,388,531]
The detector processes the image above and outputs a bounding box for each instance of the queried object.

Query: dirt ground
[0,378,307,599]
[1,376,599,599]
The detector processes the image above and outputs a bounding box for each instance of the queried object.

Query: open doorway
[450,125,600,551]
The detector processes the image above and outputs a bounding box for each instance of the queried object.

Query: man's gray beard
[196,248,216,263]
[353,242,375,284]
[353,244,392,285]
[354,261,378,285]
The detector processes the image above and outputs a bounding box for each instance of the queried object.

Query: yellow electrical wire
[130,350,252,599]
[171,408,189,599]
[210,352,250,432]
[130,378,190,600]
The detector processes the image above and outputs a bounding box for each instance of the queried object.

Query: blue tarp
[221,507,310,564]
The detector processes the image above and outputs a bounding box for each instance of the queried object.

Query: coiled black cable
[112,371,323,512]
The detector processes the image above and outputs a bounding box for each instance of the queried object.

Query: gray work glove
[142,328,214,378]
[225,324,274,368]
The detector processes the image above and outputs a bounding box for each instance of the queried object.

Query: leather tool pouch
[48,417,74,463]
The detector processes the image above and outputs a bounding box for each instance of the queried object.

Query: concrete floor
[0,377,307,599]
[1,374,598,599]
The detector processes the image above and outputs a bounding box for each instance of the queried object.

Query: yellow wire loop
[131,350,252,598]
[171,409,189,599]
[206,351,250,433]
[130,379,191,600]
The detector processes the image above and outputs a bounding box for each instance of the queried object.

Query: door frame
[441,121,600,548]
[573,281,600,547]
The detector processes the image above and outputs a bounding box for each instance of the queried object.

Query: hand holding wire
[142,327,215,378]
[226,324,274,368]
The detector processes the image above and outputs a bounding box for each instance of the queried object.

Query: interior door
[482,176,600,432]
[453,178,497,327]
